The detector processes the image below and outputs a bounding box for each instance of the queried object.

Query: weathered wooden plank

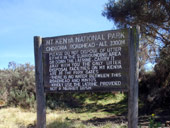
[128,27,139,128]
[34,36,46,128]
[42,29,130,92]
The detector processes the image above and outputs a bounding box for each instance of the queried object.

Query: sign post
[128,27,139,128]
[34,36,46,128]
[34,28,139,128]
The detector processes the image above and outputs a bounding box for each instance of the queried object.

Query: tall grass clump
[0,62,36,109]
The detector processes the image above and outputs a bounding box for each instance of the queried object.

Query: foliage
[0,62,35,108]
[148,114,161,128]
[103,0,170,70]
[103,0,170,45]
[139,57,170,113]
[103,0,170,115]
[154,45,170,87]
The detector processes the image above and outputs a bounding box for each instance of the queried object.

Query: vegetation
[0,93,127,128]
[103,0,170,115]
[0,62,35,109]
[0,62,35,108]
[103,0,170,46]
[103,0,170,71]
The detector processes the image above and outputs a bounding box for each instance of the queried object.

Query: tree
[102,0,170,71]
[102,0,170,112]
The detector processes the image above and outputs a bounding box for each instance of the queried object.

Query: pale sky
[0,0,114,69]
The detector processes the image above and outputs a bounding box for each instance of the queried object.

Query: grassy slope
[0,93,127,128]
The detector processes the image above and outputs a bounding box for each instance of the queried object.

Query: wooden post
[128,27,139,128]
[34,36,46,128]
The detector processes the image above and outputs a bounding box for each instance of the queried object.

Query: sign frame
[34,27,139,128]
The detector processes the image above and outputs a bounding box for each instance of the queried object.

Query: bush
[0,62,36,109]
[139,46,170,113]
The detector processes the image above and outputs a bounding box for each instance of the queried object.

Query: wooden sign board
[42,29,130,92]
[34,27,139,128]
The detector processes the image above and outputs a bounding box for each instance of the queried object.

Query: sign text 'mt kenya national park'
[42,29,130,92]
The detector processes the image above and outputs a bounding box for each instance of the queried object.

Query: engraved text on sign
[42,30,129,92]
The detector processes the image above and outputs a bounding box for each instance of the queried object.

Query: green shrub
[0,62,36,109]
[139,46,170,113]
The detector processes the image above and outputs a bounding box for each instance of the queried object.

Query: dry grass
[0,107,127,128]
[0,107,36,128]
[0,93,127,128]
